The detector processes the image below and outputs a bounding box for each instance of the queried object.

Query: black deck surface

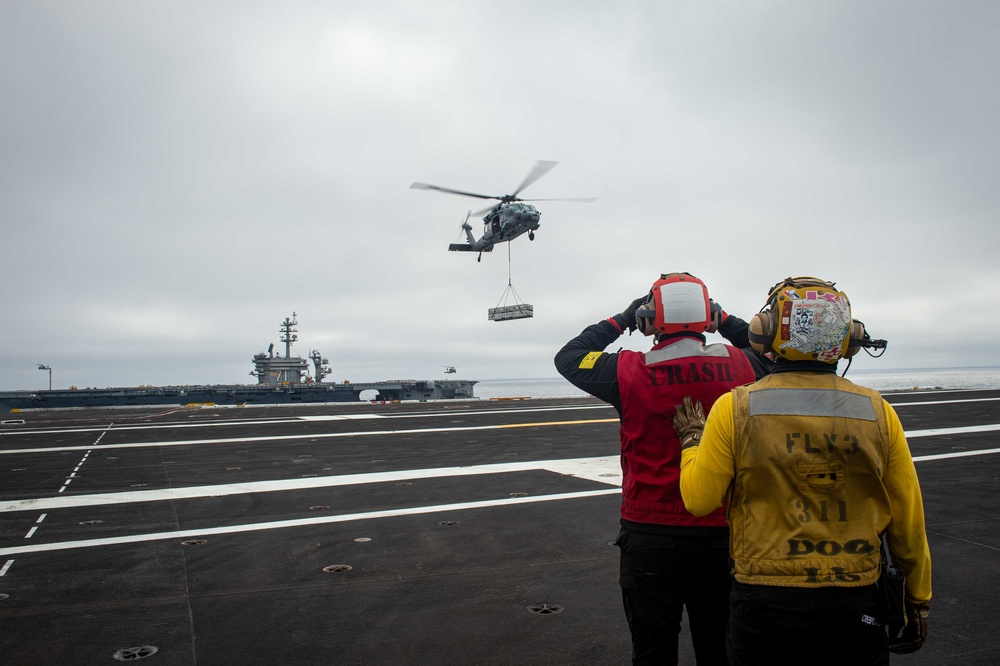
[1,391,998,665]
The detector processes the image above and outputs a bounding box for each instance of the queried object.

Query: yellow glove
[889,602,929,654]
[673,396,706,449]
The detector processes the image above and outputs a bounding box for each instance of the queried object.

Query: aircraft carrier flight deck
[1,391,998,665]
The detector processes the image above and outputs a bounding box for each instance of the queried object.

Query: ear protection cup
[844,319,867,359]
[635,295,656,336]
[748,309,777,354]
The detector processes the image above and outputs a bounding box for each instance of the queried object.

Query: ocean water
[847,366,1000,392]
[473,367,1000,400]
[474,377,590,400]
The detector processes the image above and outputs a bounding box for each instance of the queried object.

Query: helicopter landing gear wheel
[528,231,535,240]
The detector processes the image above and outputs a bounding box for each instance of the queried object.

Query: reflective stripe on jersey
[749,388,877,421]
[644,338,733,365]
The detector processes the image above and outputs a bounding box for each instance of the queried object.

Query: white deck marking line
[891,397,1000,407]
[0,446,995,556]
[297,414,386,421]
[0,489,622,556]
[913,447,1000,462]
[0,560,12,576]
[906,424,1000,438]
[0,419,620,455]
[0,405,611,437]
[883,388,998,396]
[24,527,37,539]
[1,416,994,457]
[0,456,622,513]
[309,405,611,420]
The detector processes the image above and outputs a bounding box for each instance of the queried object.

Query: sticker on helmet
[779,297,850,356]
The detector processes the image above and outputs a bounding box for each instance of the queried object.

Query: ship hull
[0,380,477,411]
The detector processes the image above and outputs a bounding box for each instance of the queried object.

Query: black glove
[613,296,648,334]
[889,601,929,654]
[706,299,728,334]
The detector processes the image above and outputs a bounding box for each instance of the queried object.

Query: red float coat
[616,336,756,526]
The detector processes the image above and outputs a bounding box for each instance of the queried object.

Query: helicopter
[410,160,599,262]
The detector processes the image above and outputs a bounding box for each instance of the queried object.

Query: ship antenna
[280,312,299,358]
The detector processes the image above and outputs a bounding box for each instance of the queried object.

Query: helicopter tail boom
[448,244,493,253]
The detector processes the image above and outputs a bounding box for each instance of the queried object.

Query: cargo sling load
[488,245,533,321]
[489,281,533,321]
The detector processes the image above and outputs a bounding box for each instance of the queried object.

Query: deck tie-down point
[113,645,158,661]
[527,603,564,615]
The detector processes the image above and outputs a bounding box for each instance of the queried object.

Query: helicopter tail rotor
[448,210,478,252]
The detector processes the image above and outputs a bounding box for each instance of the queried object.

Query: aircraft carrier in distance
[0,314,477,411]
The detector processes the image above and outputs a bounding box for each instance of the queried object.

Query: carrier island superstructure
[0,314,477,411]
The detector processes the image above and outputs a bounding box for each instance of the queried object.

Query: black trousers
[615,526,731,666]
[727,580,889,666]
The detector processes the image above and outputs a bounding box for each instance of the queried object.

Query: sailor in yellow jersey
[674,277,932,665]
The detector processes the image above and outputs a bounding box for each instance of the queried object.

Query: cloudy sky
[2,1,997,391]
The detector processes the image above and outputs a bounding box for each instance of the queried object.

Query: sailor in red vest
[555,272,772,666]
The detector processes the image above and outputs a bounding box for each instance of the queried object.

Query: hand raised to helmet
[706,300,728,334]
[617,295,649,334]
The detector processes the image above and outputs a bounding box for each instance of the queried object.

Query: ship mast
[280,313,298,359]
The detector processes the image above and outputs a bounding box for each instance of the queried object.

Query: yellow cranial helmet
[748,277,860,363]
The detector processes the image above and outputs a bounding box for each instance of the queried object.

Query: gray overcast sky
[2,1,998,391]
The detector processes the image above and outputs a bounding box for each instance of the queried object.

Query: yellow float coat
[680,371,931,603]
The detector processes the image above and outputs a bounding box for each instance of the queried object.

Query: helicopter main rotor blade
[410,182,498,200]
[471,204,495,217]
[510,160,558,198]
[520,196,601,203]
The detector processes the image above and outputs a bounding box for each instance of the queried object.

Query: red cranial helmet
[635,272,712,337]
